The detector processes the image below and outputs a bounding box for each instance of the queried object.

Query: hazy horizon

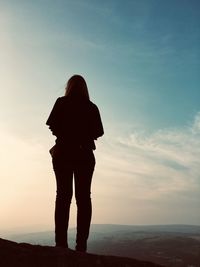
[1,222,200,237]
[0,0,200,231]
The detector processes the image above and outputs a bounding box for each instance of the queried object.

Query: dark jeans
[52,147,95,251]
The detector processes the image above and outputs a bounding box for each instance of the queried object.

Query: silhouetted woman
[46,75,104,252]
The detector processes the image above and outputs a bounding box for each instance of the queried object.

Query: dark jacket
[46,96,104,150]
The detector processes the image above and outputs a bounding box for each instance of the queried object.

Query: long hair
[65,75,90,100]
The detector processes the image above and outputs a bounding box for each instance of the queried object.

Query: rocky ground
[0,238,164,267]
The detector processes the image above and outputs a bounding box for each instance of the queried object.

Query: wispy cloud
[96,112,200,202]
[91,112,200,224]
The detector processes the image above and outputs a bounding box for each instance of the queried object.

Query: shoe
[55,243,68,249]
[75,244,87,252]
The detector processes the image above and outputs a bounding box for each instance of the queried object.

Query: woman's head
[65,75,90,100]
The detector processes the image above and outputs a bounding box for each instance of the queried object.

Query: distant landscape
[3,224,200,267]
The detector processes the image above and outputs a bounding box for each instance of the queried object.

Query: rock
[0,238,164,267]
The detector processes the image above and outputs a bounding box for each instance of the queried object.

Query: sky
[0,0,200,233]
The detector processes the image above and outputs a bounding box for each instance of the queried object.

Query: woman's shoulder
[55,96,71,106]
[53,96,64,104]
[57,96,67,102]
[88,100,99,111]
[55,97,99,112]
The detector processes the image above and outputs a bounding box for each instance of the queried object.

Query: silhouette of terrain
[6,224,200,267]
[0,238,163,267]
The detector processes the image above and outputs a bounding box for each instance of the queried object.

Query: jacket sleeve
[92,105,104,140]
[46,98,61,135]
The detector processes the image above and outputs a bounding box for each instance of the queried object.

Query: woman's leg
[53,157,73,248]
[74,154,95,252]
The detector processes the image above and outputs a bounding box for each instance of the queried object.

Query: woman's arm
[92,105,104,140]
[46,98,61,136]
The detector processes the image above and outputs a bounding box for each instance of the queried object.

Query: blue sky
[0,0,200,232]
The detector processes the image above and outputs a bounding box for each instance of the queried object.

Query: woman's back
[46,95,103,150]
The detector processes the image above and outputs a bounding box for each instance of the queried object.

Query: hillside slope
[0,238,163,267]
[7,224,200,266]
